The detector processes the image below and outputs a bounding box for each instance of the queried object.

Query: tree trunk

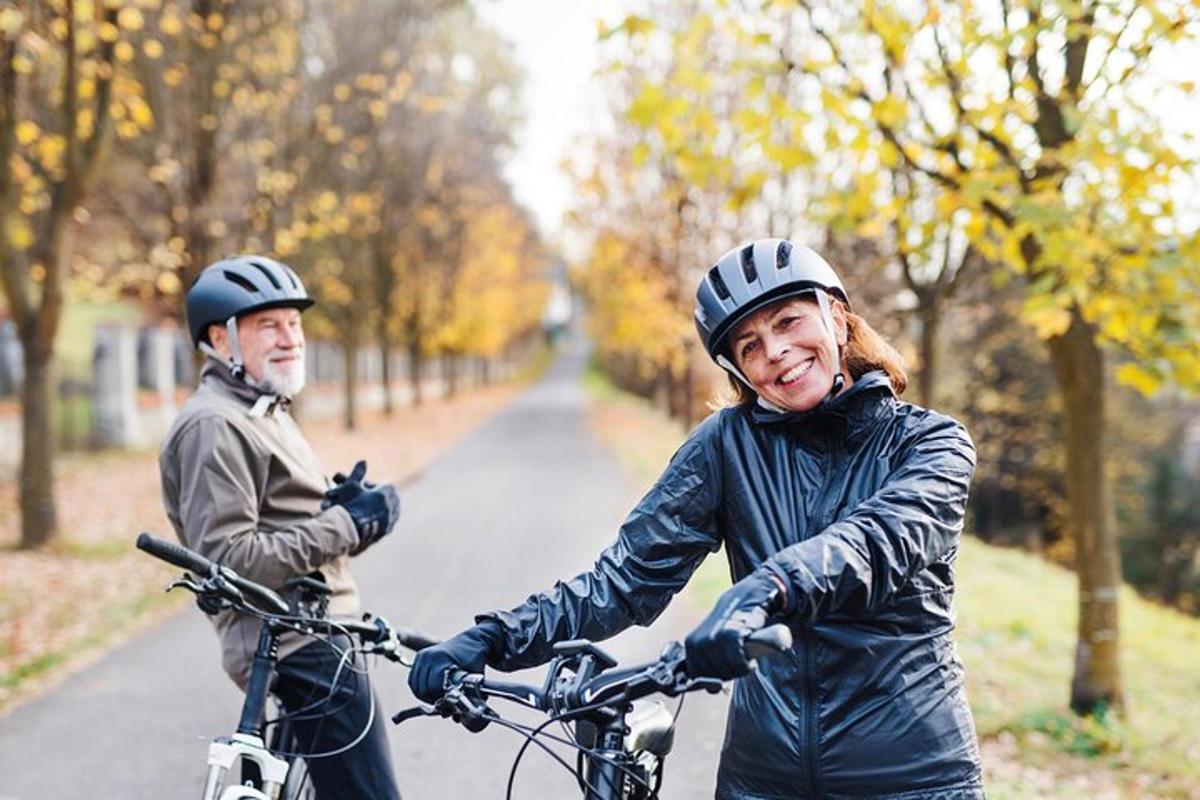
[342,337,357,432]
[917,295,941,409]
[19,336,56,548]
[378,316,394,416]
[1046,309,1124,715]
[409,339,423,407]
[444,353,458,398]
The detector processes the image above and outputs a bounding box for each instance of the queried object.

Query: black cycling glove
[408,620,507,704]
[322,460,400,554]
[321,460,375,510]
[684,565,788,680]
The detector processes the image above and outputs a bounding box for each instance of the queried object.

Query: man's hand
[321,460,375,510]
[322,460,400,554]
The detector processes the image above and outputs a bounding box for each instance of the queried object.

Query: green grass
[582,366,1200,799]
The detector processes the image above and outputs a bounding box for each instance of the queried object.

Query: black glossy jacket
[481,372,985,799]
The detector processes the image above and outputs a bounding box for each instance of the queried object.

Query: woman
[411,238,985,799]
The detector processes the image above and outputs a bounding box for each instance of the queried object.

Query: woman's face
[730,295,848,412]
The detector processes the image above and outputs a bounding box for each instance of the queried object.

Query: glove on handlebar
[684,565,788,680]
[408,620,507,704]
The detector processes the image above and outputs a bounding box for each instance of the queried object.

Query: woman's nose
[764,334,789,361]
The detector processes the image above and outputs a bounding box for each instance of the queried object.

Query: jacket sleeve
[769,414,976,621]
[480,427,724,671]
[167,415,359,588]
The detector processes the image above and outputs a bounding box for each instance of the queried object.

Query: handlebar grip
[745,624,793,659]
[395,628,440,651]
[136,532,215,575]
[135,532,289,615]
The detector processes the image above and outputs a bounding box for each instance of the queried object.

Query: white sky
[475,1,630,243]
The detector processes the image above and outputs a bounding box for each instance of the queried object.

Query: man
[160,255,402,799]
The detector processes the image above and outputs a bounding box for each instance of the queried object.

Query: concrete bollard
[0,320,22,396]
[92,324,144,448]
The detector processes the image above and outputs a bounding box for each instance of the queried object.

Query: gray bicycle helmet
[186,255,314,346]
[694,238,849,361]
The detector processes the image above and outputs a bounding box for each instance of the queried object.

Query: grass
[582,366,1200,800]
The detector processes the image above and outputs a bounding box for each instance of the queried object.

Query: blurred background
[1,0,1198,796]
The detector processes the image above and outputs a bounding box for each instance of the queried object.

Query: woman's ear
[832,301,850,347]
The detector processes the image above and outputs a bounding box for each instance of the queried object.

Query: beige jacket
[159,362,361,688]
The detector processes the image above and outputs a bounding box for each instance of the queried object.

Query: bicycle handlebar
[135,533,439,656]
[403,624,794,731]
[137,532,291,614]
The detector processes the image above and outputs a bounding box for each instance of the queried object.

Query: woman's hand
[684,567,788,680]
[408,621,506,703]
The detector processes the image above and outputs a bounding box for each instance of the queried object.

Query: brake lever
[166,576,204,594]
[392,703,437,725]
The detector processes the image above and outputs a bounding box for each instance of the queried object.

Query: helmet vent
[776,240,792,270]
[249,260,282,289]
[707,266,731,300]
[223,270,260,294]
[739,245,758,284]
[283,267,300,289]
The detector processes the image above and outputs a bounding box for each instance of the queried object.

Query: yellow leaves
[0,7,24,39]
[159,11,183,36]
[313,191,340,216]
[114,41,135,63]
[333,83,353,103]
[116,7,144,31]
[627,83,667,128]
[154,271,182,297]
[36,134,66,170]
[98,22,120,43]
[872,94,907,128]
[1022,293,1073,340]
[7,217,35,251]
[1115,363,1162,397]
[15,121,39,146]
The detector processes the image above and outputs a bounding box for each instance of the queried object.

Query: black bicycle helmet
[694,238,850,361]
[186,255,314,346]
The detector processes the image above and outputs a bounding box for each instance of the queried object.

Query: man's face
[209,307,306,396]
[730,295,848,412]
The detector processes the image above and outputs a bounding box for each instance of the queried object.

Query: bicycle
[135,532,436,800]
[394,624,792,799]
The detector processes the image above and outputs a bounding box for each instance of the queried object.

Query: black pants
[272,636,402,800]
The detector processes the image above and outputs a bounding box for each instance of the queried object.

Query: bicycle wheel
[280,754,317,800]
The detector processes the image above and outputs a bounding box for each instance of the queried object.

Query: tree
[597,0,1200,714]
[0,1,150,548]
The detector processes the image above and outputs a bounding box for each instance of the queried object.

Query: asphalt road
[0,340,731,799]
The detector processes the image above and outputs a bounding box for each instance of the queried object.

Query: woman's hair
[724,296,908,405]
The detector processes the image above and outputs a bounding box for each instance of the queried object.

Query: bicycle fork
[202,733,290,800]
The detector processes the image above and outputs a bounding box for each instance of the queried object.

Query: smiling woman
[409,237,985,799]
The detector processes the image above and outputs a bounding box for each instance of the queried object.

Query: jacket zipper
[802,426,846,799]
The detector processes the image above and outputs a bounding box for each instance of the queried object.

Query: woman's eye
[741,341,759,358]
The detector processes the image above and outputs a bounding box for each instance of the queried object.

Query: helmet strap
[198,317,265,392]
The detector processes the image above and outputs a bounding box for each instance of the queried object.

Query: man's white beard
[259,350,307,397]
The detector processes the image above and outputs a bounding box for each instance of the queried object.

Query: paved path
[0,340,730,799]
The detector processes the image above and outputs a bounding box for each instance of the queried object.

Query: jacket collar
[748,370,895,438]
[201,360,291,417]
